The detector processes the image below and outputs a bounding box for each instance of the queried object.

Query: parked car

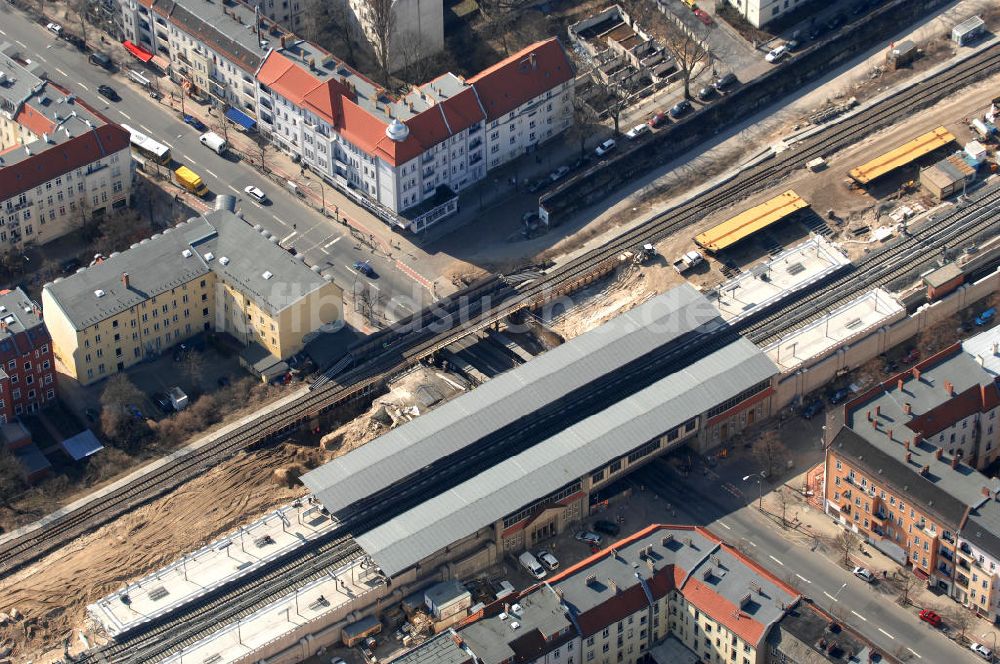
[625,123,650,140]
[714,72,738,91]
[593,520,620,536]
[975,307,996,326]
[648,112,668,128]
[766,45,790,63]
[828,388,850,405]
[183,114,207,131]
[89,52,113,69]
[697,86,716,101]
[526,178,547,193]
[152,392,174,414]
[826,13,847,31]
[518,551,546,579]
[352,260,376,277]
[46,22,63,35]
[970,643,993,660]
[669,100,692,118]
[549,165,570,182]
[330,658,347,664]
[244,185,268,204]
[97,85,119,101]
[852,566,876,583]
[801,399,824,419]
[537,551,559,570]
[63,33,86,50]
[595,138,617,156]
[918,609,942,628]
[575,531,602,545]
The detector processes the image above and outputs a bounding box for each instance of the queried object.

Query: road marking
[227,185,240,194]
[823,591,837,602]
[0,29,6,36]
[36,54,46,62]
[56,67,68,77]
[907,648,922,659]
[272,215,287,227]
[161,139,171,147]
[78,83,88,90]
[718,521,731,530]
[878,628,894,639]
[140,124,153,133]
[280,231,297,245]
[182,154,197,165]
[205,169,218,179]
[850,610,867,622]
[747,540,757,547]
[323,237,341,248]
[15,40,26,48]
[118,111,131,120]
[768,555,784,566]
[795,574,811,584]
[367,281,380,291]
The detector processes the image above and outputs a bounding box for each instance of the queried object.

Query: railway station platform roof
[708,237,851,324]
[695,190,809,253]
[763,288,904,373]
[88,499,337,637]
[301,284,725,517]
[848,126,956,185]
[356,329,777,578]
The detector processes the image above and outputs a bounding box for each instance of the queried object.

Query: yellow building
[42,208,342,385]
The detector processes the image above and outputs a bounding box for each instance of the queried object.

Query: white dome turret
[386,118,409,142]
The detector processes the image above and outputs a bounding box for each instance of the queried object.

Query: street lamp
[304,178,328,217]
[742,472,766,512]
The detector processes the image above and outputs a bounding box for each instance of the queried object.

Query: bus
[120,124,171,165]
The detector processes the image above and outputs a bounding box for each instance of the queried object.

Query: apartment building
[721,0,813,28]
[117,0,288,117]
[0,45,133,251]
[256,37,574,231]
[345,0,444,72]
[42,205,343,385]
[243,0,306,30]
[0,288,56,422]
[824,326,1000,621]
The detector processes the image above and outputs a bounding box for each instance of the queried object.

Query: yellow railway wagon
[849,126,956,185]
[695,190,809,253]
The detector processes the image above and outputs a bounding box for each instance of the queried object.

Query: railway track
[2,40,998,582]
[83,182,1000,664]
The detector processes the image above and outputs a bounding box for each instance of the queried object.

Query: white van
[518,551,546,579]
[199,131,228,155]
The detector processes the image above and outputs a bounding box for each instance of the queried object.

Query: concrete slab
[88,498,336,636]
[764,289,905,372]
[706,237,851,324]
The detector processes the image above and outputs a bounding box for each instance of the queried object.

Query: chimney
[867,410,872,422]
[280,34,286,48]
[992,341,999,355]
[872,419,878,430]
[944,380,954,396]
[607,578,618,594]
[913,367,921,381]
[888,428,893,441]
[898,378,904,392]
[875,405,881,418]
[935,448,943,460]
[904,438,911,450]
[903,402,911,415]
[983,486,992,498]
[121,272,130,289]
[905,452,912,463]
[951,455,960,469]
[921,464,930,476]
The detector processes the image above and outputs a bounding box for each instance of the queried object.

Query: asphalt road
[636,460,982,664]
[0,7,425,323]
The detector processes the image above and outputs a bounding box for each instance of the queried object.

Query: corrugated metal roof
[301,284,723,515]
[356,337,777,577]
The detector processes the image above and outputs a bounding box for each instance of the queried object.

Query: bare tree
[362,0,395,86]
[661,28,711,100]
[752,429,789,480]
[944,605,973,641]
[774,486,794,528]
[215,103,231,147]
[835,528,860,566]
[566,93,599,158]
[890,571,919,606]
[395,30,433,84]
[100,375,150,449]
[479,0,517,57]
[182,349,204,393]
[591,76,629,136]
[66,0,90,47]
[302,0,360,67]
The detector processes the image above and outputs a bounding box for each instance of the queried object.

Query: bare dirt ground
[0,365,468,663]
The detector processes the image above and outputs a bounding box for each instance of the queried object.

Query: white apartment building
[256,37,575,231]
[0,44,133,250]
[243,0,306,30]
[722,0,811,28]
[346,0,444,71]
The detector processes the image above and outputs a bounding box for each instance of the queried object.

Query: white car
[765,44,789,63]
[537,551,559,570]
[549,165,570,182]
[575,531,602,545]
[970,643,994,661]
[595,138,617,156]
[244,185,268,204]
[46,22,63,35]
[852,566,876,583]
[625,123,649,140]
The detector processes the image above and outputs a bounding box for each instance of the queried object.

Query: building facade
[345,0,444,72]
[722,0,813,28]
[42,207,343,385]
[0,44,133,250]
[823,327,1000,621]
[0,289,56,422]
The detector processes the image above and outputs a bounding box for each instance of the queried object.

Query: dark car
[826,13,847,31]
[89,52,113,69]
[647,112,668,129]
[669,100,692,118]
[61,257,81,273]
[152,392,174,414]
[593,520,621,536]
[697,86,716,101]
[828,388,850,405]
[62,33,86,50]
[183,114,207,131]
[714,72,738,91]
[353,260,376,278]
[98,85,119,101]
[526,178,547,193]
[801,399,824,419]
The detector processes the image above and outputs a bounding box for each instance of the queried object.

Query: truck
[174,166,208,197]
[199,131,228,155]
[168,387,189,411]
[672,250,704,274]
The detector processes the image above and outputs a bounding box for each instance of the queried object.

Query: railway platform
[88,498,336,637]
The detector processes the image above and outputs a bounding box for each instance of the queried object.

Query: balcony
[176,52,191,67]
[872,511,888,524]
[956,574,969,588]
[469,138,482,151]
[958,558,972,572]
[940,548,954,562]
[943,531,955,544]
[939,563,953,576]
[421,153,434,164]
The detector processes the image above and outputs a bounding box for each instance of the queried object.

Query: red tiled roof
[907,384,997,438]
[682,577,767,644]
[15,104,57,137]
[575,585,650,637]
[0,124,130,200]
[258,51,322,106]
[467,38,574,122]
